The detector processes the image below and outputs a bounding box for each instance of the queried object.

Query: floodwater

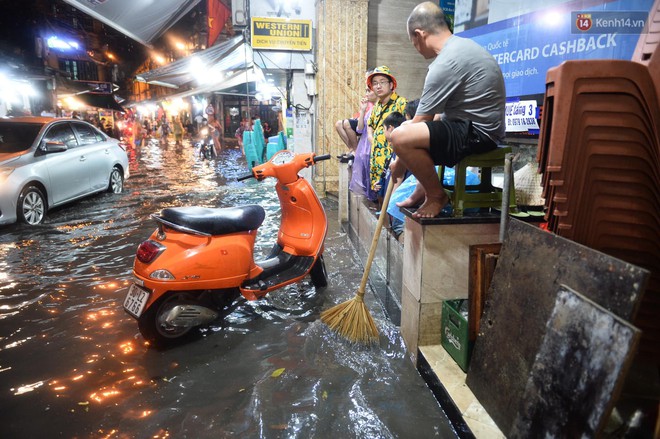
[0,138,456,438]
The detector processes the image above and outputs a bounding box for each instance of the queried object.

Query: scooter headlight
[150,269,175,280]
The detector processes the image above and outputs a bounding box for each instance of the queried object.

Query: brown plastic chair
[632,0,660,93]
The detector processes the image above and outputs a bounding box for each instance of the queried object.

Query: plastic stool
[439,146,516,217]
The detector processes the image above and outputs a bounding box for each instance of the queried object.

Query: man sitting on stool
[389,2,506,218]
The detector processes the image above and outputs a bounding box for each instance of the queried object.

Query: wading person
[172,116,184,146]
[389,2,506,218]
[210,117,222,154]
[367,66,407,208]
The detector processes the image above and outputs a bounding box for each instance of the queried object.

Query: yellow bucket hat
[367,65,397,91]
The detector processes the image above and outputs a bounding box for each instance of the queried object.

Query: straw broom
[321,177,396,344]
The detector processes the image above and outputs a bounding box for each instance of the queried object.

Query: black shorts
[347,118,358,133]
[424,119,497,167]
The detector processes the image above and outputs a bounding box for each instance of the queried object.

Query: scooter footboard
[240,251,314,299]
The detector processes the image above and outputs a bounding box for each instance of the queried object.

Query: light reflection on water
[0,138,452,438]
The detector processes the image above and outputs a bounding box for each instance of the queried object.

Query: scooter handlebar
[236,172,254,181]
[238,153,330,181]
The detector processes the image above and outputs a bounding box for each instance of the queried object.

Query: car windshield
[0,123,44,153]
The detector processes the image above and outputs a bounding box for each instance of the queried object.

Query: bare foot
[396,183,425,208]
[412,194,449,218]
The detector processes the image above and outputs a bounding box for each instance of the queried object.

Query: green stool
[439,146,516,217]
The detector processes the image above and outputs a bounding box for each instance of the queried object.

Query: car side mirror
[43,141,68,153]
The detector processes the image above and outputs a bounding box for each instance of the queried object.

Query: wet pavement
[0,138,456,438]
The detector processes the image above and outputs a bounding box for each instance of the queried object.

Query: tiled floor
[419,345,505,439]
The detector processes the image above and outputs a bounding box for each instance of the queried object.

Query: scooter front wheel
[310,254,328,288]
[138,292,196,347]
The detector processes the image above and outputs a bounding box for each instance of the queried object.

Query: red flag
[208,0,230,47]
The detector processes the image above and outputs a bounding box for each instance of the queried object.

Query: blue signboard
[440,0,456,30]
[457,0,653,98]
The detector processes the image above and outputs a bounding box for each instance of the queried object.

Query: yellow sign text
[251,17,312,51]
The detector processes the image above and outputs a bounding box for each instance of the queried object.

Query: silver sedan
[0,117,130,226]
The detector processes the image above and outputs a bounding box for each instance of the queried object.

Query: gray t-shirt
[416,35,506,143]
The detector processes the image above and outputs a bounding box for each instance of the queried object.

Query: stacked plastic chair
[243,130,259,168]
[252,120,266,164]
[277,131,287,150]
[536,0,660,360]
[266,131,288,160]
[266,136,278,161]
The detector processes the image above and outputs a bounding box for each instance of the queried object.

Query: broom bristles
[320,294,379,344]
[321,179,394,344]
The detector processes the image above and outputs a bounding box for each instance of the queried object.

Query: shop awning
[75,93,125,112]
[62,0,202,47]
[159,66,265,101]
[55,77,125,111]
[56,77,119,96]
[135,35,263,100]
[135,36,250,89]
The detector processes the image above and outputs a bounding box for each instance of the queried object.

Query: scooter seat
[159,205,266,236]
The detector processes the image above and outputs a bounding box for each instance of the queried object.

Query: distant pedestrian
[160,119,170,144]
[262,121,272,141]
[210,117,222,154]
[172,116,184,145]
[235,121,245,150]
[195,114,204,134]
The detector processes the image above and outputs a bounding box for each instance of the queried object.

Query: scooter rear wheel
[310,254,328,288]
[138,292,195,347]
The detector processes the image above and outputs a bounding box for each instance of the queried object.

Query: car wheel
[17,186,46,225]
[107,166,123,193]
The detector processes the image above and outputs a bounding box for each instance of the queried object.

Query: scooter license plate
[124,284,150,318]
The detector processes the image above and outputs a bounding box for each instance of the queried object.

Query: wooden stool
[439,146,516,217]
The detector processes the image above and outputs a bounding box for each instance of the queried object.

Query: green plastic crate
[441,299,473,372]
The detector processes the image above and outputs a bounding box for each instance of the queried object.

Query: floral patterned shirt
[367,92,407,190]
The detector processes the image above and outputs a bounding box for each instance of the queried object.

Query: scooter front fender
[277,179,327,257]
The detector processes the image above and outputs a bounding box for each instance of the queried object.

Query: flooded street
[0,138,455,438]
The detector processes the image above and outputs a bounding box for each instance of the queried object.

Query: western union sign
[251,17,312,51]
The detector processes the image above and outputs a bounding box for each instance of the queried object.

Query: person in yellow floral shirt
[367,66,407,204]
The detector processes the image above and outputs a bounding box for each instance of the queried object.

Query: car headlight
[0,168,14,185]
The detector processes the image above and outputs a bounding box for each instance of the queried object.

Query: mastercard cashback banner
[456,0,654,98]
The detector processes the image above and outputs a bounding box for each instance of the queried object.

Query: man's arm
[410,114,434,124]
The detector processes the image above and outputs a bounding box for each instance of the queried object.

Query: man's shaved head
[407,2,448,38]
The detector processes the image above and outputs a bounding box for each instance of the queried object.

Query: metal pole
[500,152,514,242]
[243,31,250,121]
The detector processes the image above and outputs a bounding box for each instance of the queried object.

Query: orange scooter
[124,150,330,346]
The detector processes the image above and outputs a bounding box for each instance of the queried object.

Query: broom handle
[357,177,396,298]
